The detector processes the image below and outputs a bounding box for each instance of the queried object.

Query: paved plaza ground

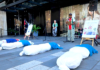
[0,36,100,70]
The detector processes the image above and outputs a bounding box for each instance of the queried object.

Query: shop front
[59,2,100,38]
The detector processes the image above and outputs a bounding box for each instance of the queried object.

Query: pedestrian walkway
[0,36,100,70]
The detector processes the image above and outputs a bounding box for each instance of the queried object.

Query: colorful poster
[82,20,99,38]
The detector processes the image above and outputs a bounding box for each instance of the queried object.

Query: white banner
[82,20,99,38]
[26,24,33,36]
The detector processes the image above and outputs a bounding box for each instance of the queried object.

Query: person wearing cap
[66,13,75,42]
[52,20,58,36]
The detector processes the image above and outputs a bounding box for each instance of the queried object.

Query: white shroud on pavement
[57,47,90,70]
[19,43,51,56]
[0,42,23,50]
[0,41,34,50]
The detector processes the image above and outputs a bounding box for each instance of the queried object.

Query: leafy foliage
[32,24,41,33]
[8,28,13,33]
[8,28,19,34]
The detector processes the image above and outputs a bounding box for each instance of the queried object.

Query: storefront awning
[0,0,91,13]
[0,0,49,12]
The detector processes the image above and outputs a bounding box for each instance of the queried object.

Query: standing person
[24,20,26,25]
[24,21,28,39]
[52,20,58,36]
[66,13,75,42]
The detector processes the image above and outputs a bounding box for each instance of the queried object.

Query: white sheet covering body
[19,43,51,56]
[1,42,23,50]
[0,40,7,46]
[57,47,90,70]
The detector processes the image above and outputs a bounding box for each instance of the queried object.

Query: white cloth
[26,24,33,36]
[29,41,34,45]
[57,47,90,70]
[19,43,51,56]
[69,47,89,59]
[1,42,23,50]
[0,40,7,46]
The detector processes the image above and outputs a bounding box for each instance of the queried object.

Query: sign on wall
[82,20,99,38]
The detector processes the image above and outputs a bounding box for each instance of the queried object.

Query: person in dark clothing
[24,22,28,39]
[24,23,28,33]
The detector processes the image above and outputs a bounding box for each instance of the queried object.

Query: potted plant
[8,28,19,36]
[32,24,41,37]
[8,28,13,35]
[12,29,19,36]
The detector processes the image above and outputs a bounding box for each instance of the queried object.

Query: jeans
[52,28,57,36]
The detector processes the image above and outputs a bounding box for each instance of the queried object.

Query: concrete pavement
[0,36,100,70]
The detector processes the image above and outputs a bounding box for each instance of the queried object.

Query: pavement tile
[62,49,69,52]
[97,61,100,65]
[37,55,56,62]
[0,52,13,57]
[92,65,100,70]
[89,54,100,61]
[8,50,60,62]
[73,67,90,70]
[51,51,65,57]
[0,62,19,70]
[8,60,42,70]
[0,59,35,70]
[0,48,23,55]
[28,65,50,70]
[48,66,59,70]
[41,58,58,68]
[78,58,98,70]
[0,60,11,66]
[0,53,18,61]
[7,68,16,70]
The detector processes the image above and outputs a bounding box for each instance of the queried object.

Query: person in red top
[66,13,75,42]
[24,20,26,25]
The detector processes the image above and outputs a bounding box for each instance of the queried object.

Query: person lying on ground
[57,44,98,70]
[0,38,20,46]
[0,40,34,50]
[19,42,63,56]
